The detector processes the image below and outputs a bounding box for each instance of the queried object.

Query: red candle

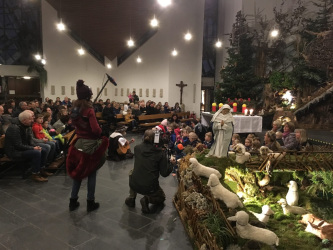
[212,103,216,112]
[242,104,247,113]
[233,102,237,112]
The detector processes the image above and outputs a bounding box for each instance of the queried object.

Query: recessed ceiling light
[157,0,171,7]
[184,32,192,41]
[107,63,112,69]
[136,56,142,63]
[127,38,135,47]
[56,20,66,31]
[23,76,31,79]
[215,40,222,48]
[150,16,159,27]
[171,49,178,56]
[35,54,41,60]
[41,59,46,65]
[78,47,85,55]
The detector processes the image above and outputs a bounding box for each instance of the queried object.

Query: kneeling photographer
[125,129,174,214]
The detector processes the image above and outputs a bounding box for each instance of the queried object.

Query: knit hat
[76,80,93,100]
[177,144,184,150]
[161,119,168,127]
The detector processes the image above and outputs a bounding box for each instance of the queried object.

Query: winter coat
[130,142,172,195]
[4,122,36,159]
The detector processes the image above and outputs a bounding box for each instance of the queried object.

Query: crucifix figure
[176,81,187,104]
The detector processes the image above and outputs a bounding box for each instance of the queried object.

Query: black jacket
[130,142,172,195]
[5,122,36,159]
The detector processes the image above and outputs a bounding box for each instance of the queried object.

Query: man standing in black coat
[125,129,173,213]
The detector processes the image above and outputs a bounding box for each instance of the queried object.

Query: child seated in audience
[171,143,185,176]
[42,117,64,147]
[180,126,192,147]
[276,131,284,146]
[189,132,200,148]
[229,133,241,151]
[203,132,213,149]
[124,109,138,131]
[251,140,261,153]
[244,138,253,152]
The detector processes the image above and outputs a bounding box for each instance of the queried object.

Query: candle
[244,109,248,116]
[242,104,247,114]
[250,109,254,115]
[219,103,223,109]
[212,103,217,112]
[233,102,237,112]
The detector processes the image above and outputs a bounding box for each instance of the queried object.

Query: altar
[201,112,263,134]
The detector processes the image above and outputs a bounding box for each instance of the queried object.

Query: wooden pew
[176,111,193,123]
[116,114,130,126]
[137,113,172,129]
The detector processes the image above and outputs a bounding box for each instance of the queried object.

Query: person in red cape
[66,80,109,212]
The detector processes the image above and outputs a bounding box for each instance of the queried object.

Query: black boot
[87,200,100,212]
[125,197,135,207]
[140,196,150,214]
[69,198,80,211]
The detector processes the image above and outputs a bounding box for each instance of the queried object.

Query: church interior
[1,0,333,249]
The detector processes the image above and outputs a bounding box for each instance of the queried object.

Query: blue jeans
[36,143,50,166]
[71,171,97,200]
[21,149,42,173]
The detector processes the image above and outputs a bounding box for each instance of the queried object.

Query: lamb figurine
[250,205,275,224]
[189,158,222,179]
[234,143,251,164]
[277,198,307,215]
[286,180,299,206]
[227,211,279,247]
[207,173,243,209]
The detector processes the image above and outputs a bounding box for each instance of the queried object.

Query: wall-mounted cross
[176,81,187,104]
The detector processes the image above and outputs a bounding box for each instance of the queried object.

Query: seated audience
[264,130,281,151]
[173,102,181,113]
[244,138,253,152]
[229,133,241,151]
[281,121,298,150]
[295,128,312,151]
[272,119,283,133]
[276,131,284,146]
[163,102,171,113]
[188,132,200,147]
[180,126,192,147]
[169,113,180,125]
[124,109,138,131]
[191,119,206,142]
[203,132,214,149]
[5,110,50,182]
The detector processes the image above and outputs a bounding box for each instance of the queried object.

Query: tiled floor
[0,132,193,250]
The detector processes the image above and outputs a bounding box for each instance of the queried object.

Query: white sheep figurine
[207,173,243,209]
[234,143,251,164]
[277,198,307,215]
[260,146,285,161]
[250,205,275,224]
[286,180,299,206]
[227,211,279,247]
[189,158,222,179]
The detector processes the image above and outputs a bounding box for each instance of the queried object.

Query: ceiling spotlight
[184,32,192,41]
[35,54,41,60]
[150,16,159,27]
[56,19,66,31]
[106,63,112,69]
[136,56,142,63]
[157,0,171,7]
[23,76,31,80]
[78,47,85,55]
[215,40,222,48]
[270,29,279,37]
[127,38,135,47]
[41,59,46,65]
[171,48,178,56]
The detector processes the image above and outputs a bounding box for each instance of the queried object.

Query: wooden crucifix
[176,81,187,104]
